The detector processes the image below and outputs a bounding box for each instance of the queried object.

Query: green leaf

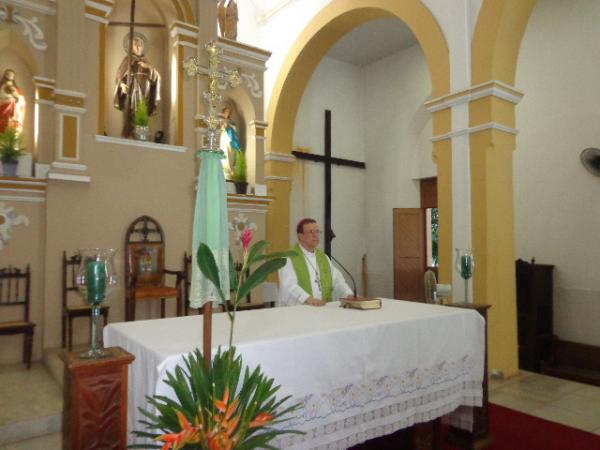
[196,242,226,301]
[246,240,269,266]
[255,250,296,262]
[237,258,287,301]
[229,251,238,291]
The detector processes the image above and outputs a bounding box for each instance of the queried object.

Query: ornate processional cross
[183,42,241,150]
[292,110,366,256]
[183,43,241,367]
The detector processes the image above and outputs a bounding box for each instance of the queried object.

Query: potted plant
[231,151,247,194]
[0,126,24,177]
[132,100,150,141]
[132,230,302,449]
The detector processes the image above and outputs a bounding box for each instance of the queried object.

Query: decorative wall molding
[95,135,188,153]
[47,172,91,183]
[228,212,258,243]
[85,0,113,23]
[226,194,273,204]
[425,80,524,113]
[0,3,48,50]
[431,122,518,143]
[264,175,292,181]
[264,152,295,163]
[240,72,263,98]
[170,21,198,48]
[0,201,30,249]
[3,0,56,16]
[51,162,87,171]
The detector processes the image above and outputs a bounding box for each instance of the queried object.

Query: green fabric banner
[190,150,230,308]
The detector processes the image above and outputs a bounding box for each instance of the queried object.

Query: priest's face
[298,222,321,252]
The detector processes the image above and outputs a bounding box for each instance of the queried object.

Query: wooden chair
[62,252,110,351]
[125,216,184,321]
[0,265,35,369]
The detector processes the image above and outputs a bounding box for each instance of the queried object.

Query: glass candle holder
[455,248,475,303]
[76,248,117,359]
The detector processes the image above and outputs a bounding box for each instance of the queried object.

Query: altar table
[104,299,485,449]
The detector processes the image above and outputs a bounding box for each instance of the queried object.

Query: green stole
[290,244,333,302]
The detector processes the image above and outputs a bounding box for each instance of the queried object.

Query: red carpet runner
[473,403,600,450]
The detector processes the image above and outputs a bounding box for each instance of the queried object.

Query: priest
[278,218,353,306]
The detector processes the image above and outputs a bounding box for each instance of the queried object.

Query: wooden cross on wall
[292,110,366,256]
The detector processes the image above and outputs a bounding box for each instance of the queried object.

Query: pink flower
[240,228,253,254]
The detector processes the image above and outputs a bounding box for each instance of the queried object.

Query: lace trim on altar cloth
[273,356,483,450]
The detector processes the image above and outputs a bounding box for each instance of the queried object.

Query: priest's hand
[305,297,326,307]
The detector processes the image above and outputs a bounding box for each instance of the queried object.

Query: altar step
[0,358,62,447]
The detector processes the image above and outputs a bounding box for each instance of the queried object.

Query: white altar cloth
[104,299,485,449]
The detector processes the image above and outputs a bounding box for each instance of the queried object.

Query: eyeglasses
[302,230,322,236]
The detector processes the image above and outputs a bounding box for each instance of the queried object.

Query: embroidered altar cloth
[104,299,485,449]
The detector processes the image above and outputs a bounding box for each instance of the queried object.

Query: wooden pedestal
[447,303,493,450]
[62,346,135,450]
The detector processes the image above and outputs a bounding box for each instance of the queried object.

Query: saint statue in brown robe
[113,35,161,137]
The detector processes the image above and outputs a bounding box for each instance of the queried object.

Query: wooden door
[393,208,426,301]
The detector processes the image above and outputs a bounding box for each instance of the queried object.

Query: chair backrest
[125,216,166,288]
[183,252,191,306]
[424,270,437,303]
[0,265,31,321]
[62,252,82,310]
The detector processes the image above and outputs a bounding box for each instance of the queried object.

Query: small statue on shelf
[217,0,238,40]
[219,106,242,179]
[0,69,25,134]
[114,34,161,138]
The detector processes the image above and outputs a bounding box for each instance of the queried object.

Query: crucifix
[183,43,241,149]
[292,110,366,256]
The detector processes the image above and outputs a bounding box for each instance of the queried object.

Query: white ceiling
[326,18,418,67]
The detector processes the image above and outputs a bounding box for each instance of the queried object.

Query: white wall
[292,42,433,298]
[362,44,433,297]
[292,57,366,293]
[515,0,600,346]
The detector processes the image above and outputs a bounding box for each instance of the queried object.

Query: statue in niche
[219,105,242,179]
[217,0,238,40]
[113,33,161,137]
[0,69,25,134]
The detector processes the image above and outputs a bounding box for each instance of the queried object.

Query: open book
[340,297,382,310]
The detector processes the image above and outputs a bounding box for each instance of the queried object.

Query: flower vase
[455,248,475,303]
[2,161,18,177]
[134,125,150,141]
[76,248,117,359]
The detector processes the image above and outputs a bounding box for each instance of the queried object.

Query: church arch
[267,0,449,156]
[265,0,449,254]
[471,0,538,85]
[0,28,39,75]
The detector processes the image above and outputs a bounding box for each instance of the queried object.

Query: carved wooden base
[62,346,134,450]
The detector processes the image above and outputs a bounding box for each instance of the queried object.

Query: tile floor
[1,363,599,449]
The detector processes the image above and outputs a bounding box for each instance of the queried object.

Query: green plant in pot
[132,100,150,141]
[231,151,247,195]
[131,230,302,449]
[0,127,24,177]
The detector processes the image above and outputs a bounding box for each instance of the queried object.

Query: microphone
[329,229,357,298]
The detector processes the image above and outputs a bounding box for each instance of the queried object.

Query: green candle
[86,259,106,304]
[460,254,473,279]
